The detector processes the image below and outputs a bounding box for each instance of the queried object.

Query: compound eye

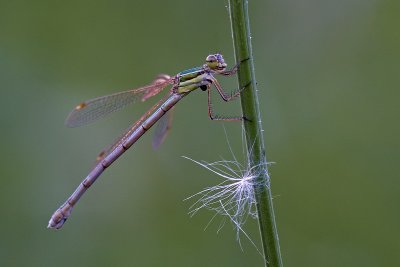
[206,55,217,62]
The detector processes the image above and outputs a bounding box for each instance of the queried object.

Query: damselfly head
[206,53,227,72]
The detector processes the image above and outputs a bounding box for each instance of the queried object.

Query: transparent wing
[95,91,173,164]
[66,76,172,127]
[152,107,175,150]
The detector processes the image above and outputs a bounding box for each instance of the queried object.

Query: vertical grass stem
[228,0,283,266]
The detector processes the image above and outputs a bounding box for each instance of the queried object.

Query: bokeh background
[1,0,398,266]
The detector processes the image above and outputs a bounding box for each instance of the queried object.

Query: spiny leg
[211,76,250,102]
[214,57,251,100]
[207,85,244,121]
[220,57,250,76]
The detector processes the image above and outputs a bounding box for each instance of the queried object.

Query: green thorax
[178,67,204,82]
[176,66,209,94]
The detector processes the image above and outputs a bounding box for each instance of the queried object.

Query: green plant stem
[228,0,283,266]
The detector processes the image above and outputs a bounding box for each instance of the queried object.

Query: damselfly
[48,54,247,229]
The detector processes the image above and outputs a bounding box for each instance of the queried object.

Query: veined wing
[66,77,172,127]
[152,107,175,150]
[95,91,173,164]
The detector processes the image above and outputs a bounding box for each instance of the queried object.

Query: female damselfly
[48,54,247,229]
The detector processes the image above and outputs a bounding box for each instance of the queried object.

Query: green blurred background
[1,0,399,266]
